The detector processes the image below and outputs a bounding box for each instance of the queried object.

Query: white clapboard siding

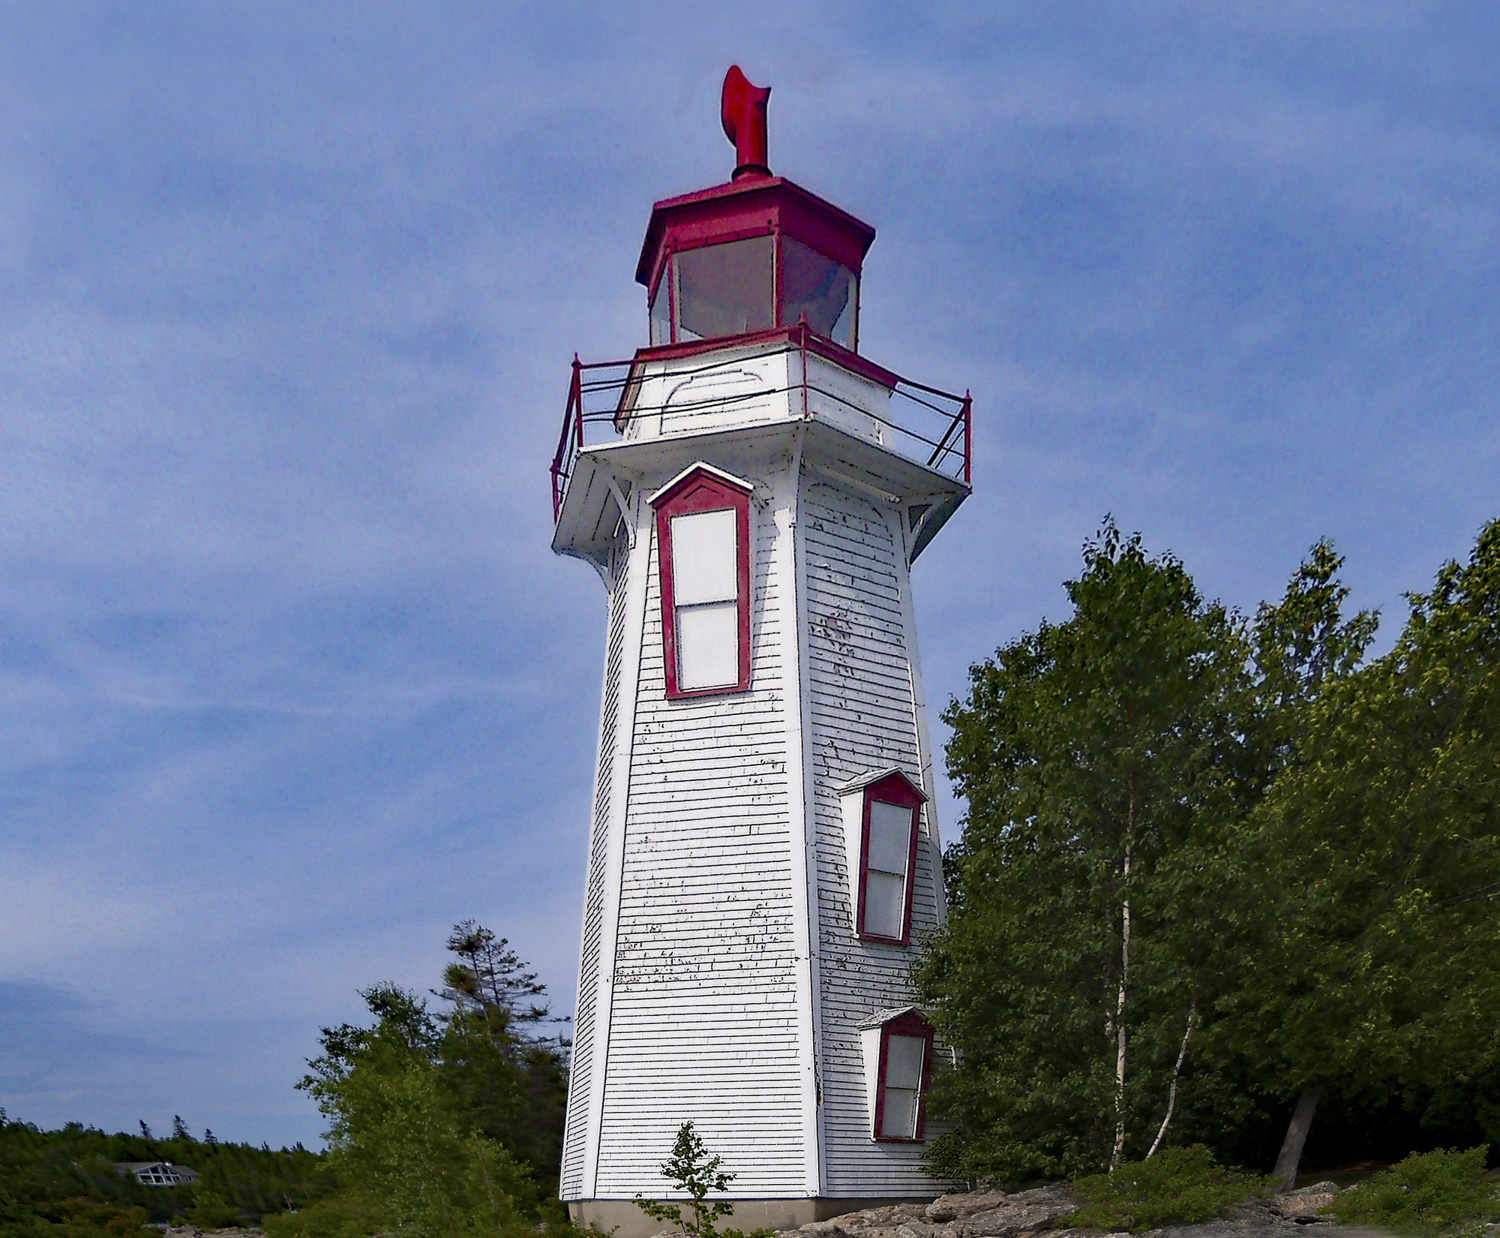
[802,479,947,1198]
[561,540,633,1199]
[563,425,958,1210]
[593,474,809,1199]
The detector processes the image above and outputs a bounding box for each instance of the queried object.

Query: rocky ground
[162,1228,263,1238]
[165,1179,1500,1238]
[753,1180,1388,1238]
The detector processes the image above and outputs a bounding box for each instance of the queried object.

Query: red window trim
[873,1010,935,1144]
[856,771,925,945]
[652,466,752,700]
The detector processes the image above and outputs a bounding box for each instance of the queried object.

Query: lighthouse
[550,68,972,1236]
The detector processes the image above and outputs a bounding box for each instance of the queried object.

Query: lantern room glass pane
[650,272,672,345]
[675,235,775,342]
[780,234,857,349]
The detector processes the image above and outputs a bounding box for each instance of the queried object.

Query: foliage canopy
[918,518,1500,1180]
[284,923,572,1238]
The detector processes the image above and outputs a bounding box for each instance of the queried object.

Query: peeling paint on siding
[562,461,950,1206]
[593,473,807,1198]
[803,481,945,1197]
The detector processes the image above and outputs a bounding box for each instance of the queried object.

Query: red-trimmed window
[874,1010,934,1142]
[652,466,751,699]
[857,773,924,944]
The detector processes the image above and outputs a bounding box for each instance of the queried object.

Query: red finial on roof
[721,66,771,180]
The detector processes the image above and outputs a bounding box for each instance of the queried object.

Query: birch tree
[916,527,1382,1180]
[916,522,1257,1178]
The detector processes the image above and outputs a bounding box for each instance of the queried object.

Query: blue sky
[1,3,1497,1149]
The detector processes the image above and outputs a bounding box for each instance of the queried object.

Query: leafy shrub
[262,1193,389,1238]
[1321,1146,1498,1236]
[634,1123,771,1238]
[25,1196,157,1238]
[185,1189,242,1230]
[1065,1145,1257,1233]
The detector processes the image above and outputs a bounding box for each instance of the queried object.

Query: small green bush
[634,1123,772,1238]
[262,1194,389,1238]
[1065,1145,1257,1233]
[1321,1146,1497,1236]
[185,1189,242,1230]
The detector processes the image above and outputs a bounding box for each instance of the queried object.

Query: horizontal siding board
[596,481,806,1199]
[573,455,952,1204]
[803,479,947,1197]
[562,544,632,1200]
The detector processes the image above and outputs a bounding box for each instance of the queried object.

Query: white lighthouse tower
[551,68,971,1236]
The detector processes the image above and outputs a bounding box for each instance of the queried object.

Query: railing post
[798,315,809,420]
[572,354,584,448]
[963,390,972,486]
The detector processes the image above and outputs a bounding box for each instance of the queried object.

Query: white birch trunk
[1145,1001,1195,1160]
[1110,841,1132,1171]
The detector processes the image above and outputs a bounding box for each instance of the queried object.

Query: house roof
[115,1161,199,1178]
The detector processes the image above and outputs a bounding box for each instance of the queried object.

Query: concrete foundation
[567,1198,936,1238]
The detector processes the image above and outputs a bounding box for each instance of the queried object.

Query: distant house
[116,1162,201,1186]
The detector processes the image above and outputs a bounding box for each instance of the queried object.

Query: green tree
[916,523,1261,1178]
[916,525,1381,1180]
[435,922,569,1189]
[0,1115,326,1233]
[298,984,539,1238]
[1248,537,1379,785]
[1232,520,1500,1186]
[634,1122,768,1238]
[293,925,571,1238]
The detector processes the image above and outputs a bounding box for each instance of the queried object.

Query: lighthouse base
[568,1197,938,1238]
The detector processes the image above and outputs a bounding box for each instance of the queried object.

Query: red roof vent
[635,67,877,353]
[721,65,771,180]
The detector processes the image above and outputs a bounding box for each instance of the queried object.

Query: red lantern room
[636,67,876,353]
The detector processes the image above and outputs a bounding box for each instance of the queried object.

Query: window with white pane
[880,1030,928,1139]
[651,465,751,699]
[843,770,925,944]
[860,1008,934,1143]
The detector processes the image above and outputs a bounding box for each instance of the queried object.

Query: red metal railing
[551,325,971,523]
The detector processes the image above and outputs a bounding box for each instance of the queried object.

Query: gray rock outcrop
[772,1184,1079,1238]
[1269,1181,1342,1223]
[755,1178,1349,1238]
